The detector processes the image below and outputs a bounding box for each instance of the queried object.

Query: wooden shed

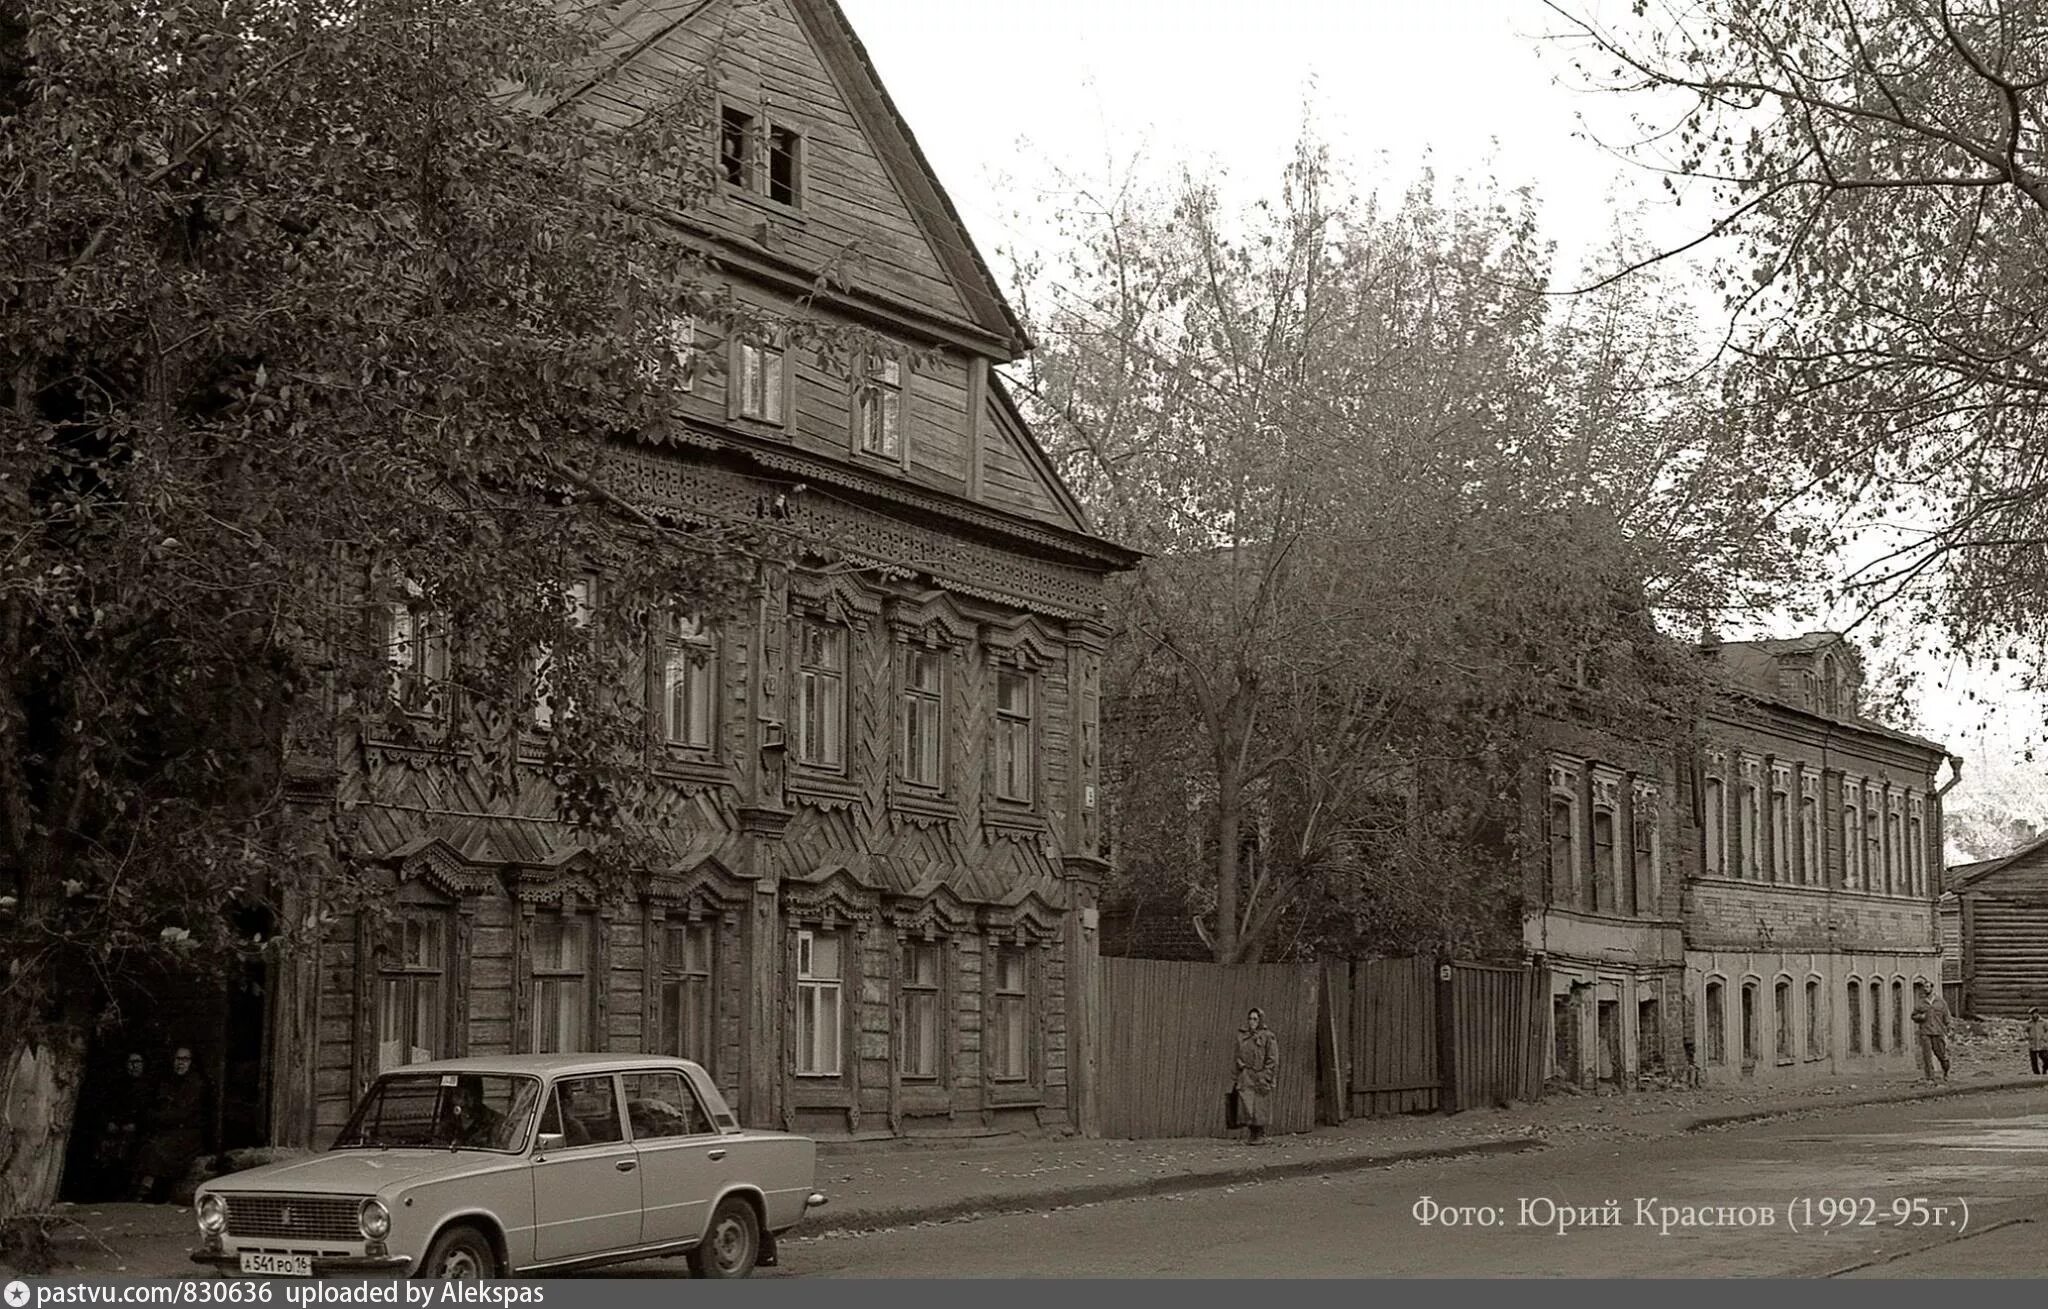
[1948,836,2048,1016]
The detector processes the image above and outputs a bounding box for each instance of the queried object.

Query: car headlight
[359,1198,391,1241]
[196,1194,227,1235]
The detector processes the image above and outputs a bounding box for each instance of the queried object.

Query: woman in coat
[1234,1008,1280,1144]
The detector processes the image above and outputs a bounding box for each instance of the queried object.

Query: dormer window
[719,104,805,210]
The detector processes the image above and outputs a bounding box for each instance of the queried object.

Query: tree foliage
[1550,0,2048,682]
[1014,140,1779,962]
[0,0,828,1213]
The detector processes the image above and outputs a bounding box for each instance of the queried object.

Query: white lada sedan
[190,1054,825,1279]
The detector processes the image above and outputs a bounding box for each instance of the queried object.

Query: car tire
[688,1198,760,1279]
[419,1224,499,1281]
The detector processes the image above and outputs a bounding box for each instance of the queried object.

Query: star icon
[5,1280,31,1307]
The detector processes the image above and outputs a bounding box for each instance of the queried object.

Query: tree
[0,0,832,1220]
[1547,0,2048,683]
[1017,142,1768,962]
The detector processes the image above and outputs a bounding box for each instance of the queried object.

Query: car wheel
[419,1224,498,1281]
[688,1198,760,1279]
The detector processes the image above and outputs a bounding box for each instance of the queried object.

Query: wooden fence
[1099,958,1318,1138]
[1445,961,1545,1110]
[1350,957,1439,1116]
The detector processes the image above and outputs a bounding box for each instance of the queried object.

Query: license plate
[239,1252,313,1277]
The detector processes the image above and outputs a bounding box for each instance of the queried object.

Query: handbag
[1224,1088,1242,1129]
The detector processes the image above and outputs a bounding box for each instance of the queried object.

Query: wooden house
[263,0,1137,1148]
[1946,836,2048,1017]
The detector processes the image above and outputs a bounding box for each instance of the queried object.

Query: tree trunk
[0,1024,85,1220]
[1213,767,1242,964]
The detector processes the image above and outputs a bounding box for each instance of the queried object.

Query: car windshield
[334,1073,542,1153]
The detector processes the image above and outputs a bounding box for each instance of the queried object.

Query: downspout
[1933,753,1965,1010]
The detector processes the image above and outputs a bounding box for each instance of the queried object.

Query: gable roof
[1948,833,2048,890]
[549,0,1028,356]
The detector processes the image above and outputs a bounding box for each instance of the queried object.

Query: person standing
[1910,982,1952,1083]
[132,1046,213,1203]
[1233,1007,1280,1145]
[2027,1007,2048,1076]
[94,1052,150,1199]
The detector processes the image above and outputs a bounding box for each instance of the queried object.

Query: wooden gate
[1448,961,1545,1110]
[1099,958,1318,1138]
[1345,957,1546,1117]
[1350,958,1438,1116]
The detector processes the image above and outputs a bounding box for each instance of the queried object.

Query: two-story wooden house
[263,0,1137,1148]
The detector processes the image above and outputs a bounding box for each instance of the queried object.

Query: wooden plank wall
[1449,962,1542,1109]
[1098,959,1318,1138]
[1349,958,1438,1116]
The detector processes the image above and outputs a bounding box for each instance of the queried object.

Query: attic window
[767,126,804,207]
[720,106,755,188]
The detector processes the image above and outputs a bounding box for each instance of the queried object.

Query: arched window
[1704,978,1727,1065]
[1805,977,1824,1059]
[1846,977,1863,1054]
[1704,778,1726,875]
[1774,978,1793,1059]
[1843,789,1863,890]
[1868,979,1885,1052]
[1741,981,1760,1066]
[1891,978,1906,1050]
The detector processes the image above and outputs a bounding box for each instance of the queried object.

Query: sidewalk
[15,1059,2045,1276]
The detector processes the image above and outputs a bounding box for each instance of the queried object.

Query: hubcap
[439,1248,482,1281]
[713,1218,748,1270]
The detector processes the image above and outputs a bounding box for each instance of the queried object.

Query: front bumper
[191,1251,413,1277]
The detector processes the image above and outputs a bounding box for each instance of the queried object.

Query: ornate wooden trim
[783,863,880,926]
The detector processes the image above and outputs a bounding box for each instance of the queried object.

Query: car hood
[203,1150,518,1196]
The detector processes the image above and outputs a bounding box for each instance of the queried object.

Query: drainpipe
[1933,753,1966,1011]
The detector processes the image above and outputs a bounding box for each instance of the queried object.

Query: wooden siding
[575,1,977,328]
[1350,957,1438,1117]
[1960,844,2048,1014]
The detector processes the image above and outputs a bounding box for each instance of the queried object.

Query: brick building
[1538,633,1955,1088]
[261,0,1137,1150]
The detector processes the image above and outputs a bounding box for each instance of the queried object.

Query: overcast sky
[835,0,2035,793]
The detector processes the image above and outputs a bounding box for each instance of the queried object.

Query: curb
[799,1136,1545,1237]
[1680,1077,2044,1132]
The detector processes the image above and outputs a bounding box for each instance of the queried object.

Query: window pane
[412,978,442,1064]
[763,348,784,423]
[623,1072,708,1139]
[902,990,938,1078]
[556,1076,621,1145]
[534,978,586,1053]
[808,932,841,980]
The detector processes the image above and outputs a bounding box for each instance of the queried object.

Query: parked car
[190,1054,825,1279]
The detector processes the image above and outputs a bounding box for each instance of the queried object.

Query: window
[1865,796,1884,894]
[736,336,786,424]
[1843,793,1862,889]
[855,355,903,459]
[530,915,589,1054]
[1800,792,1821,886]
[995,668,1034,804]
[1703,979,1720,1073]
[1774,979,1792,1059]
[794,929,843,1077]
[533,576,595,730]
[1702,777,1725,875]
[1738,778,1759,879]
[623,1071,708,1139]
[1591,809,1616,912]
[1740,982,1758,1066]
[1805,978,1823,1059]
[1629,800,1653,916]
[1770,787,1790,882]
[767,124,803,206]
[661,614,716,750]
[637,315,699,392]
[900,647,944,789]
[719,105,755,188]
[1886,809,1904,893]
[384,580,449,716]
[1847,980,1863,1053]
[1891,978,1904,1050]
[899,941,942,1080]
[795,619,847,770]
[1868,979,1884,1052]
[657,921,716,1071]
[551,1075,623,1147]
[1907,811,1924,895]
[377,911,446,1072]
[989,946,1030,1081]
[1548,797,1578,901]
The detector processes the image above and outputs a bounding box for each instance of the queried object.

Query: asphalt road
[713,1088,2048,1278]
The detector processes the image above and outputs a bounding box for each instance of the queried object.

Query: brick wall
[1685,879,1937,954]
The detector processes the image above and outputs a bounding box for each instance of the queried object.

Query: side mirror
[535,1133,566,1155]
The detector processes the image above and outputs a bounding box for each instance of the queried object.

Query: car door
[621,1070,719,1246]
[530,1074,643,1263]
